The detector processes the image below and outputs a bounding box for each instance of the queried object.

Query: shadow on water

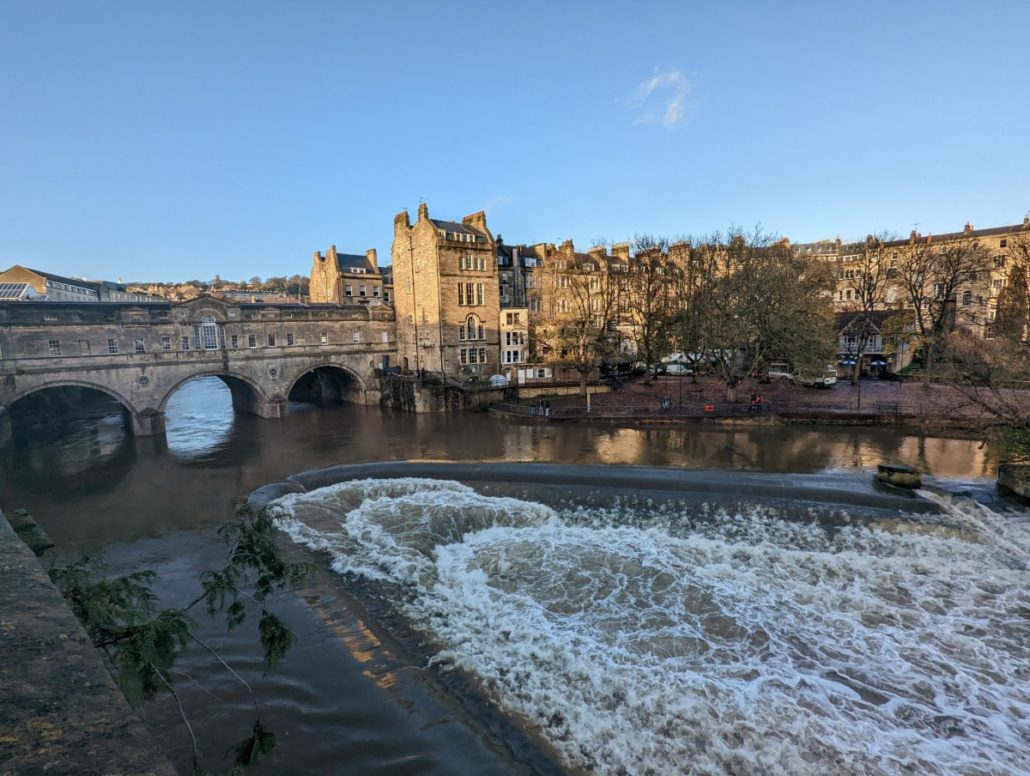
[1,388,138,500]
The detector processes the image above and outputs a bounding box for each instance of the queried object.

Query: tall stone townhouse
[309,245,386,305]
[390,203,500,376]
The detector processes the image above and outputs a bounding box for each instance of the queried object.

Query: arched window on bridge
[193,316,223,350]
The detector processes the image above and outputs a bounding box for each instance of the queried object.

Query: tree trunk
[725,383,737,403]
[579,371,589,397]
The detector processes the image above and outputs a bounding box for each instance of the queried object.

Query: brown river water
[1,377,1024,775]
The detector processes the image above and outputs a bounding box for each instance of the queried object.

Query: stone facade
[794,218,1030,341]
[309,245,384,305]
[0,296,396,437]
[391,203,500,376]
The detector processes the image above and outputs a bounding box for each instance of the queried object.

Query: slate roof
[430,219,485,236]
[797,222,1028,254]
[335,254,378,274]
[21,267,100,289]
[834,310,894,333]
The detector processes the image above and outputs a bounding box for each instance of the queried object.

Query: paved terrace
[493,376,1029,427]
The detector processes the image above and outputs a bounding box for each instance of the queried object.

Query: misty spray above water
[272,478,1029,775]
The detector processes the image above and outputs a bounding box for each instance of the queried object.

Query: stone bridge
[0,296,396,441]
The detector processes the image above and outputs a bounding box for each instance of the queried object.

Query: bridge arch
[6,379,140,415]
[286,362,366,405]
[1,380,143,440]
[158,371,273,417]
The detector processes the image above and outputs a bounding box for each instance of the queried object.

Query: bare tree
[676,229,837,402]
[994,231,1030,342]
[533,244,621,396]
[669,236,717,381]
[626,235,682,380]
[838,233,898,383]
[893,233,991,380]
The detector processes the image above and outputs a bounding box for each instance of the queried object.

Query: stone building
[309,245,384,305]
[0,265,158,303]
[390,203,499,376]
[499,307,529,368]
[793,217,1030,341]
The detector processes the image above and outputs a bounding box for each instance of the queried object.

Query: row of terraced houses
[308,204,1030,380]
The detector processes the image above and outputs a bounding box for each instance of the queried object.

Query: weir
[257,463,1029,775]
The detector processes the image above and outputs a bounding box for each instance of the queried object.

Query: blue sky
[2,1,1029,282]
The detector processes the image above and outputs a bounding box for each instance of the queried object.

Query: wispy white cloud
[483,193,512,213]
[628,68,691,129]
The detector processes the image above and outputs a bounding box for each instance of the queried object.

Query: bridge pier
[0,412,11,447]
[130,409,166,437]
[253,398,288,419]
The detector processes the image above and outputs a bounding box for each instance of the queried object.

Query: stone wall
[0,509,176,775]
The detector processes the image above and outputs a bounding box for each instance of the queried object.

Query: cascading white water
[272,478,1029,775]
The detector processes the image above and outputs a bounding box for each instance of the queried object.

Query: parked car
[767,362,792,380]
[665,363,694,376]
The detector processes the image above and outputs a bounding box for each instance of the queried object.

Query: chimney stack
[462,210,488,235]
[964,222,974,234]
[366,248,378,269]
[417,201,429,221]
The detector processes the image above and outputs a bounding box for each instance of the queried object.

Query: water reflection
[1,388,138,500]
[165,377,235,462]
[0,376,1001,551]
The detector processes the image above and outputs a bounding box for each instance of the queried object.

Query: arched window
[193,315,222,350]
[463,315,482,341]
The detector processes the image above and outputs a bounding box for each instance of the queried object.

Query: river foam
[271,478,1029,775]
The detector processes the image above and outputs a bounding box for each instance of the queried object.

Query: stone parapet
[0,509,175,776]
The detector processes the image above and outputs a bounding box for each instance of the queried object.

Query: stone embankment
[0,509,175,776]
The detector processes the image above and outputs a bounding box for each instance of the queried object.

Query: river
[1,377,1024,775]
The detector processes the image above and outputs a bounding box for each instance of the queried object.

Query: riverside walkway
[491,376,1029,428]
